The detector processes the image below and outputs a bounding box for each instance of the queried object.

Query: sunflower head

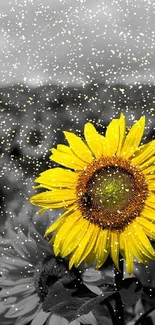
[77,156,148,230]
[30,114,155,274]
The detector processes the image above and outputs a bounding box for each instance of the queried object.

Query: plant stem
[114,257,124,325]
[105,299,119,325]
[134,306,155,325]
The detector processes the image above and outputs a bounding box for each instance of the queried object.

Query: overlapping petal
[84,122,105,158]
[120,116,145,159]
[61,218,89,257]
[69,223,99,269]
[110,231,120,270]
[30,189,76,210]
[34,168,78,190]
[53,211,82,256]
[104,114,125,156]
[124,225,148,264]
[63,131,93,163]
[120,232,133,275]
[131,140,155,166]
[136,217,155,240]
[95,229,110,269]
[50,145,86,170]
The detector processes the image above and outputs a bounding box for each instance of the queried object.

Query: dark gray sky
[0,0,154,86]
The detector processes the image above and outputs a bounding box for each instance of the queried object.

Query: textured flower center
[88,166,137,212]
[77,157,148,230]
[33,255,77,302]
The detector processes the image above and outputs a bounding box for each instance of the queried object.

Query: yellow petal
[141,206,155,221]
[84,122,105,158]
[110,231,120,270]
[69,223,98,269]
[146,201,155,210]
[139,156,155,170]
[50,146,86,170]
[119,233,125,258]
[144,173,155,181]
[136,216,155,240]
[117,113,126,155]
[105,118,120,156]
[124,244,134,275]
[56,144,71,153]
[120,232,133,275]
[120,116,145,159]
[44,208,76,237]
[131,222,155,259]
[95,229,110,269]
[142,165,155,176]
[45,216,65,237]
[75,226,99,267]
[145,194,155,209]
[126,225,148,264]
[53,210,82,256]
[63,131,93,163]
[146,193,155,202]
[35,168,78,190]
[104,114,126,156]
[61,218,89,257]
[29,189,76,209]
[37,208,48,215]
[148,181,155,192]
[131,140,155,166]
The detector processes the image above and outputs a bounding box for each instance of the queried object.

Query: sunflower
[30,114,155,274]
[0,220,97,325]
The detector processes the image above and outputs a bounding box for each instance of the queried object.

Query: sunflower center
[77,157,148,230]
[33,255,78,302]
[88,166,136,212]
